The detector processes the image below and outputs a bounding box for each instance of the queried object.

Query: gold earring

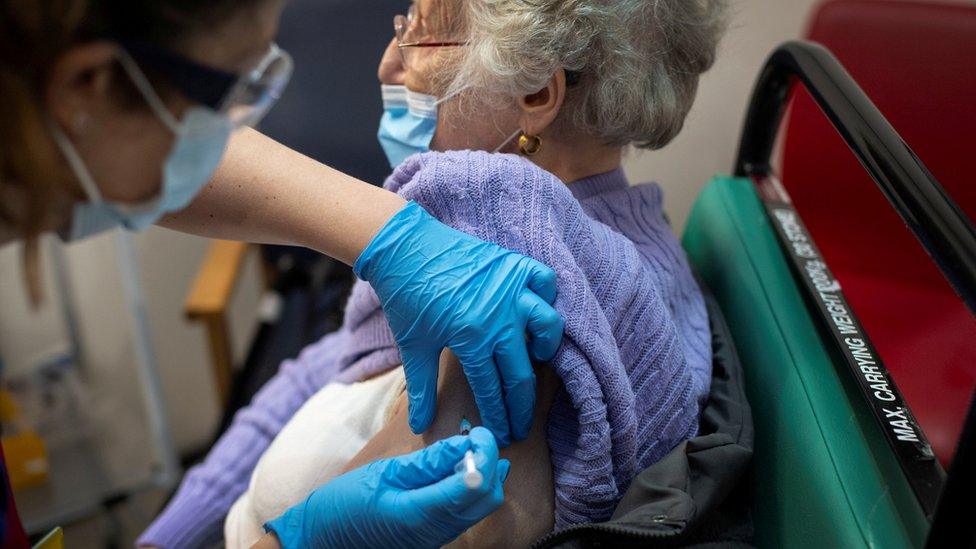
[518,133,542,156]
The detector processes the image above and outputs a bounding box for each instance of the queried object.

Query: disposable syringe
[456,418,484,489]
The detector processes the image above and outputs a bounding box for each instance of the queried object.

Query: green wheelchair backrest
[682,176,930,548]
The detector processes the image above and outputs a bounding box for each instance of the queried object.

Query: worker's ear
[45,41,122,137]
[517,69,567,138]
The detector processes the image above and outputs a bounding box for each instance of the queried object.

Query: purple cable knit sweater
[138,151,711,547]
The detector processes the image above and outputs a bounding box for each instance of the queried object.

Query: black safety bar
[735,41,976,315]
[734,41,976,546]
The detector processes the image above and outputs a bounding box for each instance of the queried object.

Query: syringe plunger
[461,449,483,489]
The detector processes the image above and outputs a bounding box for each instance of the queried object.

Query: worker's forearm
[161,128,406,266]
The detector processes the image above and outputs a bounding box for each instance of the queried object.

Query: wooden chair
[183,240,255,404]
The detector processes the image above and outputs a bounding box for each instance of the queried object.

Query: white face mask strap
[493,128,523,154]
[435,84,470,107]
[48,123,104,204]
[116,50,183,134]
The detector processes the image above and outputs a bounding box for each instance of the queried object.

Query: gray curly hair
[450,0,727,150]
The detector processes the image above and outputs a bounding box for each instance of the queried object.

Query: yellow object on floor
[33,527,64,549]
[3,431,49,491]
[0,389,49,491]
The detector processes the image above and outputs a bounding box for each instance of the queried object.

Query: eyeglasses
[394,4,467,69]
[119,39,294,129]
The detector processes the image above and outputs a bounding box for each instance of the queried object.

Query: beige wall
[0,228,261,454]
[624,0,820,232]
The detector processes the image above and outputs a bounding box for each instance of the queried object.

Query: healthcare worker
[0,0,564,547]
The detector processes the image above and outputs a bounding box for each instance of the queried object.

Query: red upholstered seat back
[781,0,976,465]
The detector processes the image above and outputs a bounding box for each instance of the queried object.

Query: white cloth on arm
[224,368,406,548]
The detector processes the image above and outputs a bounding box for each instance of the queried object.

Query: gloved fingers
[407,427,501,510]
[383,434,473,489]
[461,426,502,501]
[493,333,536,441]
[456,354,511,446]
[469,426,501,467]
[519,292,564,362]
[447,457,511,523]
[263,502,308,549]
[402,349,442,434]
[523,258,558,304]
[497,458,511,483]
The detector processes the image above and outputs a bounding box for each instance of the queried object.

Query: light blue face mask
[52,50,233,241]
[377,85,436,169]
[378,84,471,169]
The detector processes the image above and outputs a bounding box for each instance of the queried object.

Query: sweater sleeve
[136,332,343,549]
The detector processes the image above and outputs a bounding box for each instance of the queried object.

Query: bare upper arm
[343,350,559,547]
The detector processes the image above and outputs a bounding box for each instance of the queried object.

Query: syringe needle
[457,417,482,489]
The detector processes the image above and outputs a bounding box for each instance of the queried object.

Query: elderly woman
[139,0,726,547]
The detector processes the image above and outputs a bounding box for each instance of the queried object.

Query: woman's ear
[45,41,120,137]
[518,69,567,137]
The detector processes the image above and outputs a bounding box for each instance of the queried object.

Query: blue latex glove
[355,202,564,444]
[265,426,510,549]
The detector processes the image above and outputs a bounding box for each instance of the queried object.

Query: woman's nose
[378,37,406,85]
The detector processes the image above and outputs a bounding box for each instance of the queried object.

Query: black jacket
[533,286,755,548]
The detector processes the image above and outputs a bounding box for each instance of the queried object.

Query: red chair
[781,0,976,465]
